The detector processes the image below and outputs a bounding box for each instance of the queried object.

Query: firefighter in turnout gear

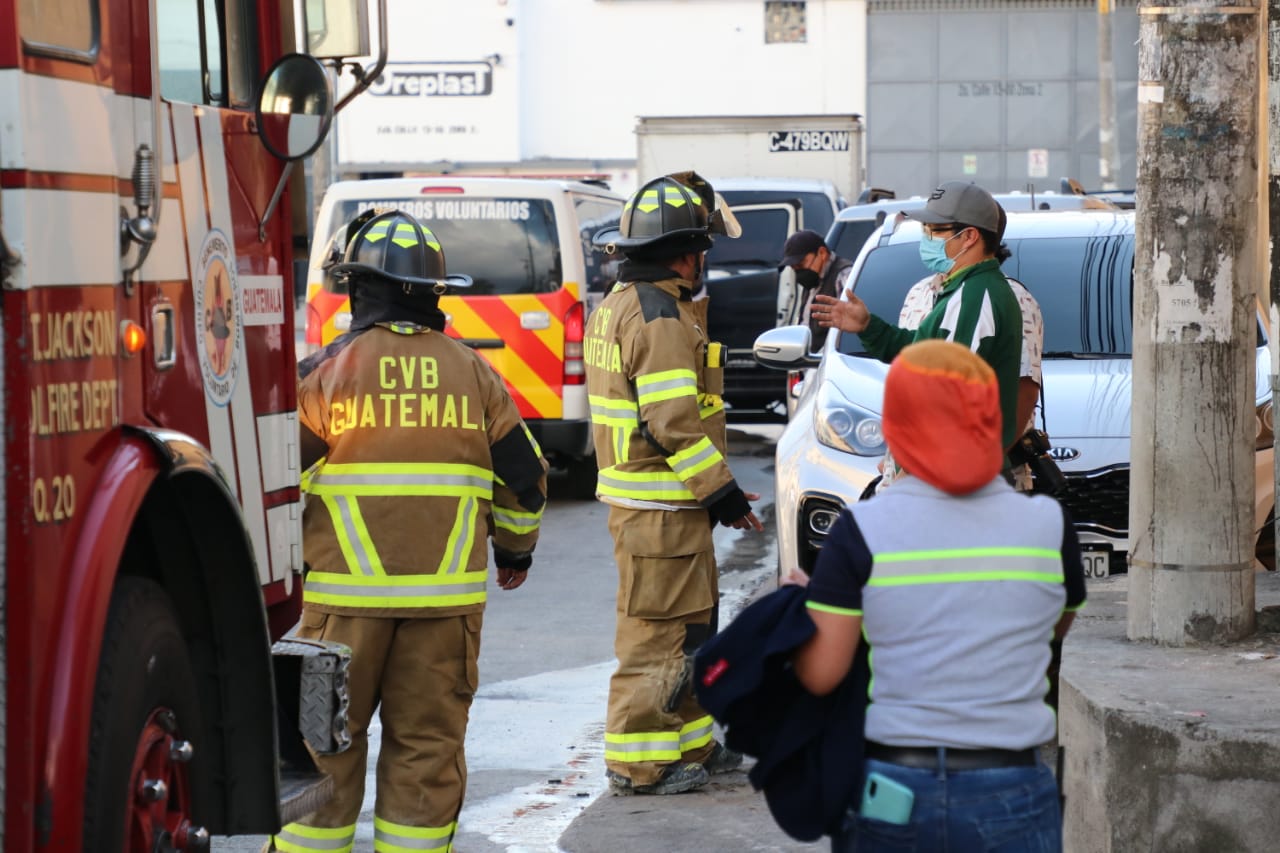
[273,210,548,852]
[586,173,764,795]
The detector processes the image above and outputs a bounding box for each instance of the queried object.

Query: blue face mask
[919,232,960,275]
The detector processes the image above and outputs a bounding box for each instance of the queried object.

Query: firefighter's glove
[705,485,752,527]
[706,485,762,531]
[493,544,533,573]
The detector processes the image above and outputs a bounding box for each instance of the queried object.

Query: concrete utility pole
[1268,0,1280,590]
[1128,0,1258,644]
[1097,0,1121,190]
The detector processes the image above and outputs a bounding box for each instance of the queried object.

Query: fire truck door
[146,1,300,602]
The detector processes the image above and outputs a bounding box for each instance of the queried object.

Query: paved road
[216,426,808,852]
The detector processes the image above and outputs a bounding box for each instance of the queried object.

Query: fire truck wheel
[84,576,210,853]
[562,455,599,501]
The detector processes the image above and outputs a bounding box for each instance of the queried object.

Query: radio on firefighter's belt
[704,342,726,399]
[1007,428,1067,496]
[706,342,725,367]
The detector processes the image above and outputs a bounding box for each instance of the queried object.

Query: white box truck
[634,114,865,203]
[633,115,865,419]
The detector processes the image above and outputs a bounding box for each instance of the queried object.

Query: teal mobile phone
[860,771,915,825]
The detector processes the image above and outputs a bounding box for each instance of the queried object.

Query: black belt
[865,742,1036,771]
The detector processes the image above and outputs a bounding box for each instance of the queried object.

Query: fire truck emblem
[195,229,243,406]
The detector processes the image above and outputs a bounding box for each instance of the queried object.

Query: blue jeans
[831,756,1061,853]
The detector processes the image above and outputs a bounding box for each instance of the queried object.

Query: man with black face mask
[778,229,852,350]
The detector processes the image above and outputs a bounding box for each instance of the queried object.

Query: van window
[573,196,622,297]
[328,197,562,296]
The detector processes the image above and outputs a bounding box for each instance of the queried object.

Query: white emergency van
[304,177,624,497]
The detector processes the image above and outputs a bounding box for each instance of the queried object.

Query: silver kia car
[756,209,1276,580]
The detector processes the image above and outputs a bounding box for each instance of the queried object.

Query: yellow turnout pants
[272,610,481,852]
[605,506,718,786]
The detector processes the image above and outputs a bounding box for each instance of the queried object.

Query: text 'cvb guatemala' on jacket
[297,322,548,617]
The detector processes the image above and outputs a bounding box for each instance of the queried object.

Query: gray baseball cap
[905,181,1003,233]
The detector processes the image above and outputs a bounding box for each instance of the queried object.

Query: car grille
[1055,466,1129,537]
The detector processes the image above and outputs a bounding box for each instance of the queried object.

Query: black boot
[607,762,710,795]
[701,741,744,775]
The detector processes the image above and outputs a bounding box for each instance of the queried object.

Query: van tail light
[563,302,585,386]
[300,303,322,358]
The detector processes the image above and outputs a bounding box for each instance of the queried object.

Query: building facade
[329,0,1136,199]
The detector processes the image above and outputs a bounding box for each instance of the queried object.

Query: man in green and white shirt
[811,181,1023,451]
[879,268,1043,491]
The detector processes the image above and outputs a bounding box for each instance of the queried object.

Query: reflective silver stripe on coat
[668,441,720,478]
[333,495,378,576]
[312,472,492,493]
[442,496,477,574]
[613,425,628,463]
[596,472,689,493]
[636,375,696,396]
[304,579,486,599]
[492,505,539,533]
[590,399,639,425]
[634,376,696,402]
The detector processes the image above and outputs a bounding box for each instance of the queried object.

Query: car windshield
[706,207,793,267]
[836,234,1135,357]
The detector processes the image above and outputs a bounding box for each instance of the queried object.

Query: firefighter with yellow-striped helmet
[276,208,547,851]
[326,208,472,330]
[594,170,741,257]
[584,172,760,796]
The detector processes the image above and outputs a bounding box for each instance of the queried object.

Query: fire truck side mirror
[255,53,334,161]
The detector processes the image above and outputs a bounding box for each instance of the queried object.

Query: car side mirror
[255,53,334,161]
[754,326,821,370]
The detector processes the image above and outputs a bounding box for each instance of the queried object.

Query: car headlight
[807,504,842,536]
[1258,400,1274,451]
[813,381,885,456]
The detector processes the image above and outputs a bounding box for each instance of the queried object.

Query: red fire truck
[1,1,385,850]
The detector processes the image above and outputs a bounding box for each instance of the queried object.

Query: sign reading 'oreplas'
[367,63,494,98]
[338,61,519,166]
